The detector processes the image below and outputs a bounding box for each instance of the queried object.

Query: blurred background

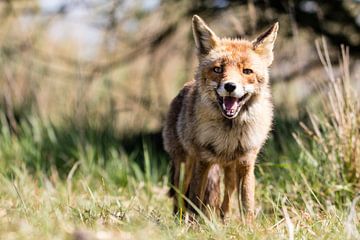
[0,0,359,177]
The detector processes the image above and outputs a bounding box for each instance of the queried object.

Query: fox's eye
[243,68,253,74]
[213,67,223,74]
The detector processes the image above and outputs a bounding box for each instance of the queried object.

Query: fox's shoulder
[165,80,196,120]
[170,80,196,104]
[181,80,196,95]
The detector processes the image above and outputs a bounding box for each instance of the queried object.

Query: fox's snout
[224,82,236,93]
[217,81,253,98]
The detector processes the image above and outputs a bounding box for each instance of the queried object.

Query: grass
[0,158,355,240]
[0,42,359,239]
[0,147,356,240]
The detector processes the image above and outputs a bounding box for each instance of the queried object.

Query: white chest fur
[194,99,272,162]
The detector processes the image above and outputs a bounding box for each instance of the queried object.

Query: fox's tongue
[223,97,238,112]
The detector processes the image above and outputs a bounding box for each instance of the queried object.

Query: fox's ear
[252,22,279,66]
[192,15,219,55]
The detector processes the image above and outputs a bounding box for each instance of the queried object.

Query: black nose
[224,82,236,92]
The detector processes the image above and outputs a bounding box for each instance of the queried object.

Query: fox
[162,15,278,222]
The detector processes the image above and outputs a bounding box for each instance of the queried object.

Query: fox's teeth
[222,102,226,110]
[226,109,235,115]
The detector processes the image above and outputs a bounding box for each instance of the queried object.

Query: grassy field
[0,43,359,240]
[0,118,357,240]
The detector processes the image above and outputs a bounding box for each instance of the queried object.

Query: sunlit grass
[0,161,356,240]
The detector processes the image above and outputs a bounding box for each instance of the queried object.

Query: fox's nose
[224,82,236,93]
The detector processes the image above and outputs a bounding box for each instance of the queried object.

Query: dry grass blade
[303,39,360,188]
[282,198,294,240]
[344,195,360,239]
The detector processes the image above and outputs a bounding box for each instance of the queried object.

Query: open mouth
[215,91,250,119]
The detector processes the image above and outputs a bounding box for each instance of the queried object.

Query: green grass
[0,110,358,240]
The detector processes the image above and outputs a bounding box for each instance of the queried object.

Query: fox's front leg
[220,163,237,220]
[187,160,211,213]
[238,151,258,223]
[204,164,221,215]
[240,164,255,223]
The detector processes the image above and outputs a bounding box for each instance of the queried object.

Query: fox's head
[192,15,278,119]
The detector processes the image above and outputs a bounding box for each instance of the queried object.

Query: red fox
[162,15,278,222]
